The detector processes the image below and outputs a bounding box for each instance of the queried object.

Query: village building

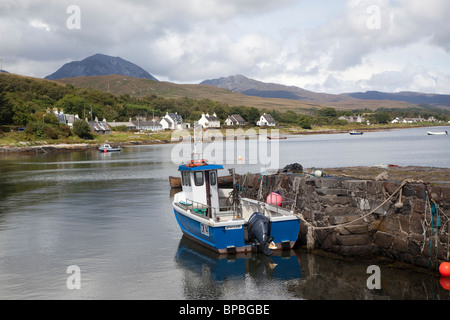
[107,118,137,131]
[391,116,438,124]
[198,112,220,128]
[87,117,112,135]
[338,115,366,123]
[51,108,79,127]
[160,112,189,130]
[224,114,246,126]
[65,114,80,127]
[256,113,276,127]
[133,119,163,131]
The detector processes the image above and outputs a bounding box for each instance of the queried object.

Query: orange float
[439,262,450,277]
[267,192,282,207]
[185,159,207,167]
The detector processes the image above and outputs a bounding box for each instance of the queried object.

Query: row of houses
[391,116,438,124]
[339,114,441,125]
[199,112,276,128]
[50,108,278,135]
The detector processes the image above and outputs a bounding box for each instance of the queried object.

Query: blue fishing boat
[172,163,300,255]
[171,126,300,255]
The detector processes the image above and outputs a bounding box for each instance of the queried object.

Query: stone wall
[238,172,450,269]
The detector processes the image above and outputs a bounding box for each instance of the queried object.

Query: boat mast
[192,121,204,162]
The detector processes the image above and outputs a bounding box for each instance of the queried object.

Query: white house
[160,112,189,130]
[225,114,246,126]
[51,108,79,127]
[133,118,163,131]
[339,115,365,123]
[256,113,276,127]
[198,112,220,128]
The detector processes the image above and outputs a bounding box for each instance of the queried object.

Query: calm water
[0,126,449,300]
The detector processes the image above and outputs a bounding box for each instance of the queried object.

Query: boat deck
[174,193,295,223]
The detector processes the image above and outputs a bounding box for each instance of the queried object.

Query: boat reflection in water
[175,237,302,299]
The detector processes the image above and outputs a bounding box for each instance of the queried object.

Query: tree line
[1,74,448,141]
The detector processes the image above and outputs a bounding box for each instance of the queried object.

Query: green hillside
[1,73,448,146]
[57,74,326,112]
[56,74,420,111]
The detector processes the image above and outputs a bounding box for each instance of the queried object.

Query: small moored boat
[172,159,300,255]
[99,144,122,152]
[427,131,448,135]
[349,130,363,135]
[268,136,287,140]
[171,124,300,255]
[169,176,182,188]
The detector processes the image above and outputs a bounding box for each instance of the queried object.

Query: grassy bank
[0,121,447,151]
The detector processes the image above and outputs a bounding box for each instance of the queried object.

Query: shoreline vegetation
[0,122,447,154]
[1,72,448,155]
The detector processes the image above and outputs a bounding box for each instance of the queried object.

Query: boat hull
[427,131,448,135]
[173,204,300,254]
[99,146,122,152]
[269,218,300,249]
[173,207,251,254]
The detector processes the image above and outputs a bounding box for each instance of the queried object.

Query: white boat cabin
[178,162,223,216]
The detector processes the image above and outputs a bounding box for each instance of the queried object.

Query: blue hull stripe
[174,209,247,251]
[270,219,300,243]
[173,208,300,252]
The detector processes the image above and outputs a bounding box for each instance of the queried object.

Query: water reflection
[175,237,302,299]
[1,131,449,300]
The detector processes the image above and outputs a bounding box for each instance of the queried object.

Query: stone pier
[238,167,450,269]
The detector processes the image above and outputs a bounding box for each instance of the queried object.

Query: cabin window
[186,172,191,186]
[210,171,216,186]
[194,171,204,186]
[182,172,191,186]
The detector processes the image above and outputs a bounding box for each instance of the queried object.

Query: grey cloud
[1,0,449,94]
[303,0,450,71]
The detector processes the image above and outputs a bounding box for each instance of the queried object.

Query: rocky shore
[0,143,98,154]
[0,140,169,154]
[0,142,118,154]
[238,165,450,269]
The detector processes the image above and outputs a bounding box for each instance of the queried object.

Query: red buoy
[439,262,450,277]
[266,192,282,207]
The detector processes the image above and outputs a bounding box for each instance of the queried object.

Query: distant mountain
[55,74,424,111]
[45,54,158,81]
[346,91,450,107]
[201,74,450,108]
[201,75,352,104]
[0,70,8,73]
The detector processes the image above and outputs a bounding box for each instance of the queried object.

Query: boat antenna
[192,121,203,162]
[192,121,197,161]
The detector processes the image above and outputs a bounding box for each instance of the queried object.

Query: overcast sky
[1,0,450,94]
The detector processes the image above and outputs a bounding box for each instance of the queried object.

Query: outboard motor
[247,212,273,255]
